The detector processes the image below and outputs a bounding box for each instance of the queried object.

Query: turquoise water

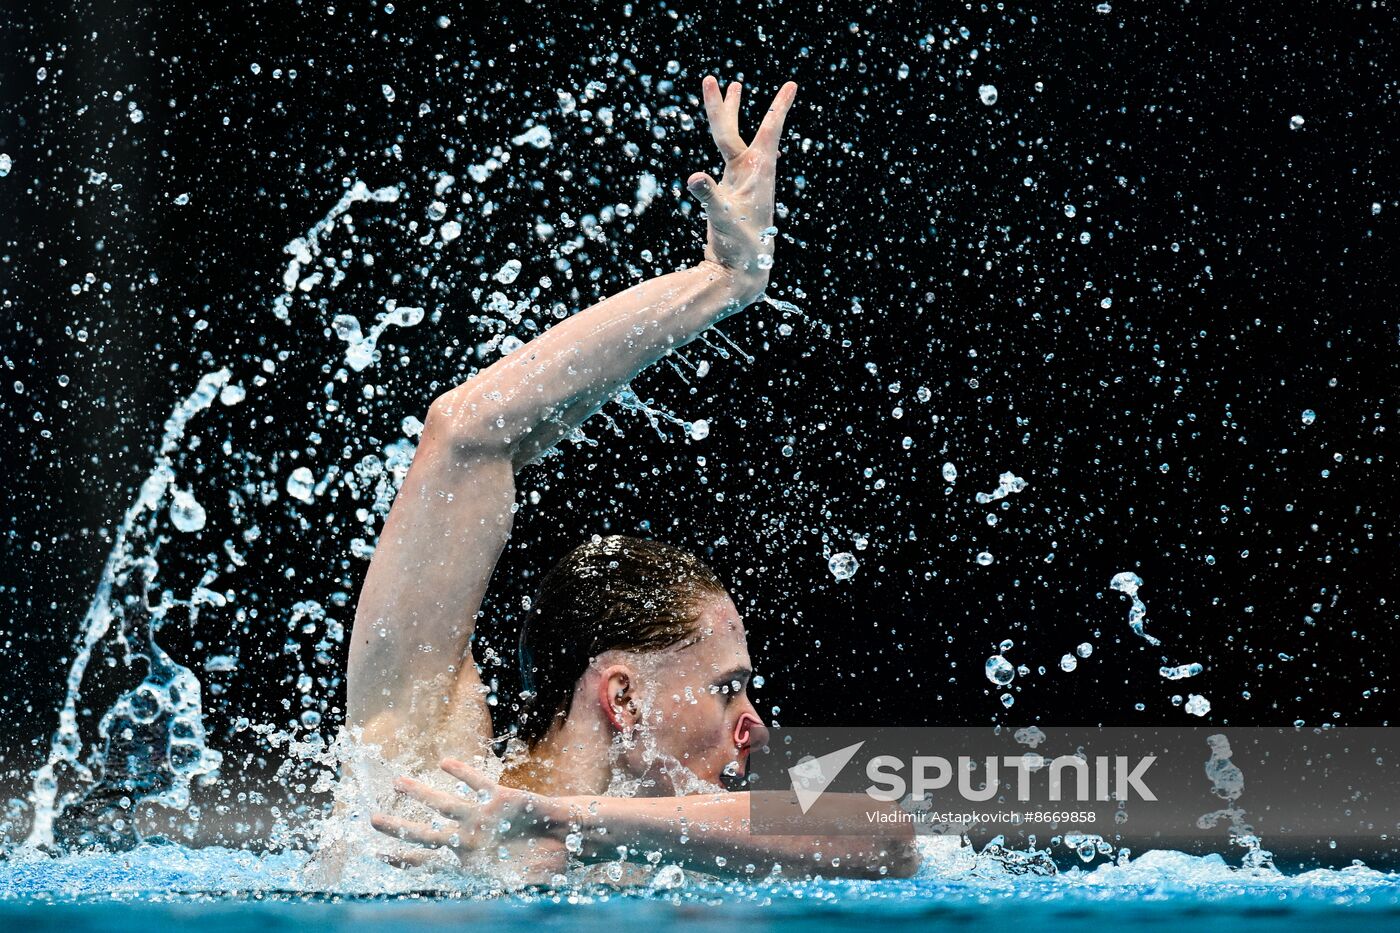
[3,844,1397,932]
[4,894,1399,933]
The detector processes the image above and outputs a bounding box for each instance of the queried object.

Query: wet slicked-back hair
[515,535,727,747]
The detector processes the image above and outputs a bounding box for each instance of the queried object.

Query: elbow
[426,388,517,458]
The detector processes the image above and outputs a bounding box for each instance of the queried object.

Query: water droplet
[986,654,1015,685]
[1289,114,1304,130]
[169,487,207,533]
[173,193,190,205]
[1064,204,1077,218]
[942,462,958,483]
[828,552,859,581]
[1184,694,1211,717]
[0,153,10,177]
[219,383,246,406]
[1079,231,1092,244]
[287,466,316,503]
[1301,408,1316,425]
[1076,642,1093,658]
[977,84,998,106]
[1000,693,1015,708]
[382,84,396,103]
[440,220,461,242]
[494,258,522,284]
[1059,654,1078,672]
[511,125,553,149]
[688,419,709,441]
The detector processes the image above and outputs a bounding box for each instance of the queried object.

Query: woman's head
[516,535,767,791]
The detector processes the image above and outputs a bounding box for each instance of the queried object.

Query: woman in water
[346,76,918,882]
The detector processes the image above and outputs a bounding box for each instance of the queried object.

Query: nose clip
[734,711,764,748]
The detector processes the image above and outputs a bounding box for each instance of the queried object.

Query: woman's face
[625,593,770,794]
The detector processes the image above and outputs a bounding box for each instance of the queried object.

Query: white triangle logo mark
[788,741,866,814]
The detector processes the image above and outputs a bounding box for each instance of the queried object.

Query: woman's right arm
[426,76,796,469]
[345,77,797,764]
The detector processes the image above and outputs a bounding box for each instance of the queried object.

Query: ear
[596,663,640,732]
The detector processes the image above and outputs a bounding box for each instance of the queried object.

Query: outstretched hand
[688,76,798,299]
[371,757,557,864]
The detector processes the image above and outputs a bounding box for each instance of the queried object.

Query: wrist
[698,260,769,309]
[536,794,580,842]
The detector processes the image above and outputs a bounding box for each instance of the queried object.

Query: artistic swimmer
[343,76,919,882]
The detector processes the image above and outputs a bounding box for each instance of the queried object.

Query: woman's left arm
[373,759,921,880]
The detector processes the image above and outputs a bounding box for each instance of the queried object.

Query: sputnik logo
[788,741,865,814]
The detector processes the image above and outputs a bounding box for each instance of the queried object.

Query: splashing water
[1161,662,1204,680]
[26,370,231,849]
[975,471,1028,504]
[332,303,426,373]
[1109,571,1160,647]
[273,182,401,321]
[22,174,421,848]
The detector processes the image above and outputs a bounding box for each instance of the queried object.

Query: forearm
[430,261,763,466]
[544,792,920,880]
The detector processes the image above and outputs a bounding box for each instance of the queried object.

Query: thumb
[687,171,720,205]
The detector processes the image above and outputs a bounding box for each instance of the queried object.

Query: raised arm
[427,77,797,467]
[345,77,798,765]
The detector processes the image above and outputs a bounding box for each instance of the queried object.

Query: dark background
[0,0,1395,841]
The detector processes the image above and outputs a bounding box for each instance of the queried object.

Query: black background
[0,0,1395,838]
